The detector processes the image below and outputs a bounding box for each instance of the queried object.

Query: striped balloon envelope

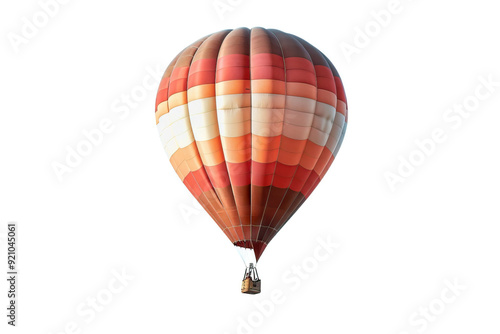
[155,27,347,269]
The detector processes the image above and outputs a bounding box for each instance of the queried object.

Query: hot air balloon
[155,27,347,294]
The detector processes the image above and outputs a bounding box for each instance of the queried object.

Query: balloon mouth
[234,240,267,264]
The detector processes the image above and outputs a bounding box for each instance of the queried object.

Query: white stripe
[282,123,310,140]
[284,109,315,126]
[164,104,189,127]
[252,120,283,137]
[333,123,347,156]
[308,127,329,147]
[191,124,219,141]
[176,129,195,148]
[165,137,179,158]
[187,97,216,115]
[217,107,251,124]
[189,110,218,129]
[219,120,251,137]
[216,94,251,110]
[251,93,286,109]
[326,113,345,153]
[312,102,336,132]
[252,107,284,123]
[285,96,316,114]
[169,116,192,137]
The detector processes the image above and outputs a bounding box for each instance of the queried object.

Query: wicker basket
[241,277,261,294]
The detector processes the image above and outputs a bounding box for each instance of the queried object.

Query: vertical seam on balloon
[186,31,241,237]
[212,30,247,240]
[275,51,338,228]
[248,27,255,252]
[253,28,287,248]
[165,37,231,238]
[320,54,347,166]
[333,123,347,158]
[280,52,347,221]
[325,54,348,157]
[213,28,250,243]
[263,33,320,244]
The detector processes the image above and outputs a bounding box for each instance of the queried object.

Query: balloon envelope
[155,28,347,262]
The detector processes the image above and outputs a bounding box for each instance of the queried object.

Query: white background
[1,0,500,333]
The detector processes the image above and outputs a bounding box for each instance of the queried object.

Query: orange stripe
[317,89,337,107]
[187,84,215,102]
[196,136,223,154]
[216,80,251,95]
[221,134,251,151]
[286,82,316,99]
[168,92,188,110]
[252,135,281,150]
[156,101,169,124]
[251,79,286,94]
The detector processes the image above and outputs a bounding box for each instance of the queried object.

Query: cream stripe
[252,120,283,137]
[285,96,316,114]
[282,123,311,140]
[191,124,219,141]
[162,104,189,128]
[326,113,345,153]
[219,120,251,137]
[157,103,195,156]
[216,94,251,110]
[252,107,284,123]
[188,97,216,115]
[165,137,179,158]
[169,116,192,137]
[284,109,315,126]
[308,127,329,147]
[217,107,251,124]
[189,110,218,129]
[312,102,336,131]
[251,93,286,109]
[307,102,336,146]
[333,123,347,157]
[173,129,194,148]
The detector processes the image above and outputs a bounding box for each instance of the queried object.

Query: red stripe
[155,77,170,109]
[155,88,168,110]
[335,77,347,104]
[190,58,217,74]
[251,161,276,176]
[251,53,284,68]
[188,71,216,88]
[226,161,251,186]
[216,66,250,81]
[315,65,336,93]
[304,177,321,198]
[183,173,202,198]
[319,156,334,179]
[285,57,315,71]
[217,54,250,69]
[286,69,317,86]
[170,67,189,81]
[168,78,188,96]
[250,66,285,80]
[289,166,312,192]
[251,161,276,186]
[316,77,336,93]
[272,163,297,188]
[314,65,334,78]
[191,168,214,193]
[205,162,231,188]
[301,171,320,198]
